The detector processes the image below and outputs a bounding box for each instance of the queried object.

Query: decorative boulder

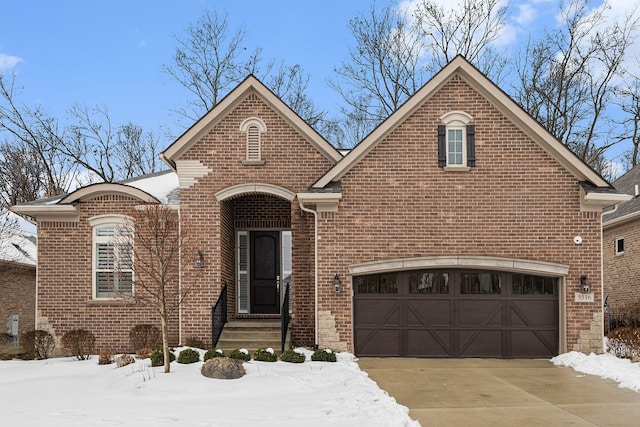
[201,357,246,379]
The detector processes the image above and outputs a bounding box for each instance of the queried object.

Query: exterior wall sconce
[333,274,341,293]
[194,250,204,268]
[579,275,591,294]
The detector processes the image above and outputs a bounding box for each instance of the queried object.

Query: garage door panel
[406,300,452,326]
[509,301,558,328]
[354,300,400,326]
[407,329,453,357]
[355,329,401,356]
[458,330,503,357]
[510,330,558,357]
[457,300,504,326]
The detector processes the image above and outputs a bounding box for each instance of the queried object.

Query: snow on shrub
[229,348,251,362]
[116,354,135,367]
[253,347,277,362]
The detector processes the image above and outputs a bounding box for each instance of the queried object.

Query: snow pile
[551,351,640,392]
[0,349,419,427]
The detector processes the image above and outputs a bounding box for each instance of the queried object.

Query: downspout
[298,199,319,349]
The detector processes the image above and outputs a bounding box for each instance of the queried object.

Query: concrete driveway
[358,358,640,426]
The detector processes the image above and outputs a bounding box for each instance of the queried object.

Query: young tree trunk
[161,300,170,373]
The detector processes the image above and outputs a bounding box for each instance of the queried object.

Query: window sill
[444,165,471,172]
[87,298,135,307]
[241,160,266,166]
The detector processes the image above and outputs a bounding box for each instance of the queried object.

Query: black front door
[250,231,280,314]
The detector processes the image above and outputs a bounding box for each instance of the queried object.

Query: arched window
[438,111,475,171]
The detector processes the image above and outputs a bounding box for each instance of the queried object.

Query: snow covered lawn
[0,348,418,427]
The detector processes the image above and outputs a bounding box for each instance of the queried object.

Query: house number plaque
[574,293,594,303]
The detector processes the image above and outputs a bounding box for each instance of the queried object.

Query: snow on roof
[0,227,37,266]
[118,170,179,205]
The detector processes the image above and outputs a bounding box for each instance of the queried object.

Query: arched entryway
[216,185,294,319]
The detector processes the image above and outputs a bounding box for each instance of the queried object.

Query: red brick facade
[0,262,36,337]
[18,58,617,355]
[604,220,640,312]
[36,195,178,353]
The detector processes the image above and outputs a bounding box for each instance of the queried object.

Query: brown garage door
[354,269,559,358]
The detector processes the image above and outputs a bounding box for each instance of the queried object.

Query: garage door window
[512,274,556,295]
[355,272,398,294]
[460,272,501,294]
[409,271,449,294]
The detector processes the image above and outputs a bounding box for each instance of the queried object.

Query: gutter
[298,199,319,349]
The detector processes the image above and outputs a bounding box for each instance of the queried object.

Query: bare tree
[163,10,325,129]
[413,0,509,79]
[0,141,45,207]
[114,204,200,373]
[328,1,508,147]
[615,67,640,169]
[513,0,639,169]
[163,10,260,123]
[329,4,426,146]
[62,104,161,183]
[0,72,74,196]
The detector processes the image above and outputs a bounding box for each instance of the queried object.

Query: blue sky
[0,0,636,154]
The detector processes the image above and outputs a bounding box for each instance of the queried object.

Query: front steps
[215,320,291,354]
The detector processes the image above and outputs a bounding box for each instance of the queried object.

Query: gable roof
[160,75,342,169]
[312,55,612,190]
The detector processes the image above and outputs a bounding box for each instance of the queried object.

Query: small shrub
[135,347,153,359]
[203,349,225,361]
[185,336,205,349]
[61,329,96,360]
[150,349,175,367]
[98,349,115,365]
[228,348,251,362]
[177,348,201,364]
[254,347,277,362]
[116,354,136,367]
[311,348,337,362]
[280,349,306,363]
[20,330,55,360]
[129,324,161,351]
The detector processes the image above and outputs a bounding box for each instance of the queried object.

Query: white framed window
[616,237,625,255]
[447,126,465,166]
[89,215,133,299]
[439,111,475,171]
[240,117,267,165]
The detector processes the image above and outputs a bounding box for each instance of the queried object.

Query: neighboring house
[12,56,629,358]
[603,164,640,317]
[0,223,37,343]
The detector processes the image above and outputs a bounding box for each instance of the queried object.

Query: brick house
[603,164,640,318]
[0,226,37,343]
[12,56,628,357]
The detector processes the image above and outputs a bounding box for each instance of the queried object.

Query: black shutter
[437,125,446,167]
[467,125,476,167]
